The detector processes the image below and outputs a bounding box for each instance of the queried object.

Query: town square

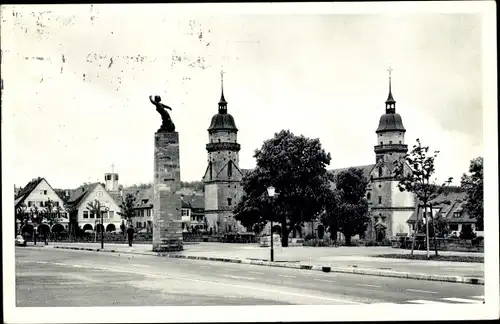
[2,2,498,324]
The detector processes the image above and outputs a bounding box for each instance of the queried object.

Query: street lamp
[267,186,276,262]
[100,202,110,249]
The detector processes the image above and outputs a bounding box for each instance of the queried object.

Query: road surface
[15,247,484,307]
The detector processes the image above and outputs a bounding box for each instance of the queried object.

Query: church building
[202,70,415,240]
[203,72,246,234]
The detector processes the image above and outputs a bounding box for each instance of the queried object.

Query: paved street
[16,247,484,307]
[48,242,485,278]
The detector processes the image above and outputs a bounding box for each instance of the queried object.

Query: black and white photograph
[2,2,498,323]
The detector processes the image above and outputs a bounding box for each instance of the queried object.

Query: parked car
[15,235,27,247]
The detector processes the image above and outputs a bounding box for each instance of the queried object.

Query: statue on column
[150,95,176,132]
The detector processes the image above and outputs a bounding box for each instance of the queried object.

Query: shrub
[303,238,332,247]
[380,238,392,246]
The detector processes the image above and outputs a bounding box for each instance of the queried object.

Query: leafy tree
[118,193,136,224]
[394,138,452,257]
[320,188,340,242]
[180,181,205,192]
[461,157,483,231]
[86,199,107,233]
[234,193,267,233]
[331,168,370,246]
[234,130,333,247]
[460,225,477,240]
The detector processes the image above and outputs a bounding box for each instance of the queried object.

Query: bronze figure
[150,95,176,132]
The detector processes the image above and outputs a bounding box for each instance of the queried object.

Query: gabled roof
[134,187,153,209]
[328,164,376,181]
[181,194,205,210]
[67,183,101,209]
[15,177,45,208]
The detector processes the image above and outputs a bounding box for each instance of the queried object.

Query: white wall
[391,181,414,207]
[204,184,218,211]
[77,184,122,230]
[24,179,67,218]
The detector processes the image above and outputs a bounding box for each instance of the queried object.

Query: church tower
[203,71,244,234]
[374,67,408,164]
[369,68,414,241]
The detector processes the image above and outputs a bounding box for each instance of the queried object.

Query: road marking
[278,274,296,278]
[248,271,264,275]
[407,300,449,304]
[356,283,381,288]
[441,297,483,304]
[406,289,438,294]
[471,296,484,300]
[223,275,256,281]
[199,265,211,269]
[23,260,363,305]
[313,278,336,283]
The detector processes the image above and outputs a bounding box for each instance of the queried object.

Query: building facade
[15,177,69,231]
[203,76,245,234]
[67,180,122,233]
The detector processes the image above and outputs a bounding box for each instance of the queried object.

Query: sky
[1,4,489,189]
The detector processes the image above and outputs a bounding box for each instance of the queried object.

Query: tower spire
[385,66,396,113]
[218,68,227,113]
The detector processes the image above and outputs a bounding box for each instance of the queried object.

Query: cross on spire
[387,66,393,93]
[218,67,227,112]
[385,66,396,112]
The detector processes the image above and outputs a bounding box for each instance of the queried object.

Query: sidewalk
[44,242,484,285]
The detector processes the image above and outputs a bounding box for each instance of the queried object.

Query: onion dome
[376,69,406,133]
[208,71,238,133]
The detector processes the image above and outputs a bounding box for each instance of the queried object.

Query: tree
[331,168,370,246]
[320,188,340,242]
[461,157,483,231]
[118,193,136,225]
[394,138,453,258]
[234,130,333,247]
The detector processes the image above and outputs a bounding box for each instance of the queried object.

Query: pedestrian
[127,224,134,247]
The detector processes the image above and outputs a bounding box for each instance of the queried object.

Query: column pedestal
[152,131,183,252]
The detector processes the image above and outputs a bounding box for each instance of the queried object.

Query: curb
[52,246,484,285]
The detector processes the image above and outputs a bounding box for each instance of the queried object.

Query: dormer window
[389,141,392,144]
[380,141,383,145]
[142,199,148,204]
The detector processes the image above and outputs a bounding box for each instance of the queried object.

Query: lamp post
[267,186,276,262]
[101,202,110,249]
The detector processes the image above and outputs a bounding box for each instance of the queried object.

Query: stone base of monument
[154,239,183,252]
[152,131,184,252]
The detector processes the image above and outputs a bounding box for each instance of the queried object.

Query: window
[378,167,383,177]
[227,198,232,206]
[115,174,119,180]
[83,211,89,219]
[367,193,371,200]
[106,174,112,180]
[142,199,148,204]
[108,211,114,219]
[399,141,402,144]
[44,190,47,195]
[453,212,460,218]
[181,209,189,216]
[218,139,221,143]
[378,196,382,204]
[28,201,32,207]
[389,141,392,144]
[228,161,233,177]
[55,201,59,207]
[147,209,151,217]
[90,212,95,219]
[380,141,383,145]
